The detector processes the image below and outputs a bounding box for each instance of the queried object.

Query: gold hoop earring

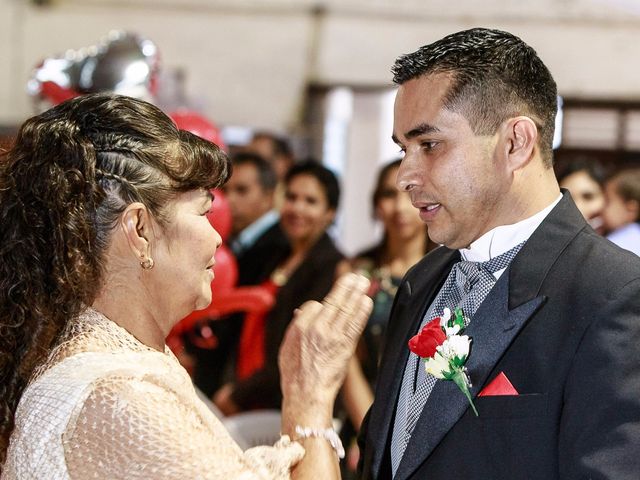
[140,257,154,270]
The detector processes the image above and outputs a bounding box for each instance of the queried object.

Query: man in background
[225,152,288,285]
[245,131,295,209]
[246,131,295,183]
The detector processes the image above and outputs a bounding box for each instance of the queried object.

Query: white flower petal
[444,325,461,336]
[440,308,452,328]
[424,353,450,379]
[446,335,471,358]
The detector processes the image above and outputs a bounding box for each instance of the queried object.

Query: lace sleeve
[62,375,304,479]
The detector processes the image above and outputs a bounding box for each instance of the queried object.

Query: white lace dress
[1,308,303,479]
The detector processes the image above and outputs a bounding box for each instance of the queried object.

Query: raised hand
[279,273,373,427]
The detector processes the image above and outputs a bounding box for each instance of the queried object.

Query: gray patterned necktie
[390,241,525,476]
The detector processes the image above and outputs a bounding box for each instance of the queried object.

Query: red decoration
[169,109,226,151]
[408,317,446,358]
[478,372,519,397]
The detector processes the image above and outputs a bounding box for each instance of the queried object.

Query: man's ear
[120,203,153,262]
[503,116,538,173]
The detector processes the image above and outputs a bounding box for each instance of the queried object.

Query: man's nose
[396,155,421,192]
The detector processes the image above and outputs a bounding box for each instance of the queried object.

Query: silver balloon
[28,31,159,108]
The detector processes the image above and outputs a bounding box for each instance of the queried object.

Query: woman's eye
[379,190,396,199]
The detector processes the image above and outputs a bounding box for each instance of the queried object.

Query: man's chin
[427,230,455,249]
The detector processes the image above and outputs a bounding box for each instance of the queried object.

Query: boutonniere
[408,307,478,416]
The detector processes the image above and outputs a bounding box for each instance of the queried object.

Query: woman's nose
[212,228,223,249]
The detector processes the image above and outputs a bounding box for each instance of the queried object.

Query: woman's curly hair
[0,93,230,464]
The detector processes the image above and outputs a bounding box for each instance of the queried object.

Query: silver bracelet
[294,425,345,459]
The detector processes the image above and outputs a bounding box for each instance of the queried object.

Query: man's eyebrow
[392,123,441,144]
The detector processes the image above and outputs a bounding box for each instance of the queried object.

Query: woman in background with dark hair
[602,167,640,256]
[0,94,371,479]
[556,158,606,234]
[215,161,344,415]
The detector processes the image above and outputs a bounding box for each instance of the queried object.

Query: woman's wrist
[281,398,333,434]
[293,425,345,459]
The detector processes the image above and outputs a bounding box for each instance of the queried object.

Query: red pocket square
[478,371,519,397]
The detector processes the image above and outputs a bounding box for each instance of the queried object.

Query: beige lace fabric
[2,308,304,479]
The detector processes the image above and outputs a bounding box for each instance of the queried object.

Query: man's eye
[422,141,438,150]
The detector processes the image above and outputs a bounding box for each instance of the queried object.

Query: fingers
[323,273,370,317]
[291,300,322,331]
[335,292,373,342]
[287,273,371,347]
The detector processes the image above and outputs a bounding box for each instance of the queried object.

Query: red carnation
[408,317,446,358]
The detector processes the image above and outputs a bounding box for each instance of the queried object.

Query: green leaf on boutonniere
[451,355,466,368]
[452,307,465,330]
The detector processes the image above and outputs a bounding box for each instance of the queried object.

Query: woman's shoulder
[308,232,344,263]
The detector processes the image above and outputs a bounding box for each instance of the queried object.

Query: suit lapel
[394,272,546,480]
[365,248,459,477]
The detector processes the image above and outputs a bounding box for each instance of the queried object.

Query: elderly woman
[0,93,371,479]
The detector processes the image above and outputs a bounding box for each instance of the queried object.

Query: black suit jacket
[231,232,343,409]
[235,222,289,287]
[358,192,640,479]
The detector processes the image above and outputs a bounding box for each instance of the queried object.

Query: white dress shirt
[460,194,562,279]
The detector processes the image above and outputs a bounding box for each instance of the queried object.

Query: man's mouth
[414,201,442,220]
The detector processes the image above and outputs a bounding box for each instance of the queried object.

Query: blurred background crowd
[1,0,639,476]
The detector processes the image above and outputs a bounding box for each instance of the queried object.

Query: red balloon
[39,81,79,105]
[169,109,226,151]
[208,189,232,242]
[211,244,237,291]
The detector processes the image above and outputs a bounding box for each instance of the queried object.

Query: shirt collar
[460,194,562,263]
[232,210,279,253]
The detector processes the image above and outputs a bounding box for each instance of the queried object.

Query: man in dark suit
[358,28,640,479]
[225,151,288,283]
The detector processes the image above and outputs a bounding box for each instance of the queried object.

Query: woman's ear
[121,203,153,263]
[324,208,337,228]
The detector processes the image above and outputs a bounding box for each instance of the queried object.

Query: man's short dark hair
[392,28,558,166]
[251,131,293,159]
[231,152,278,191]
